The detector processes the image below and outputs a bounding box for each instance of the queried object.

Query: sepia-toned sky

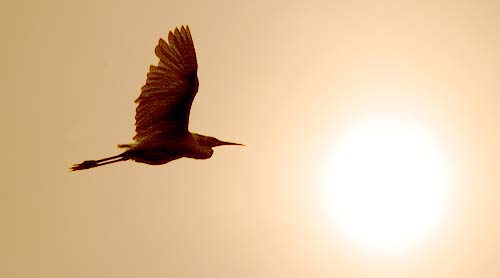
[3,0,500,277]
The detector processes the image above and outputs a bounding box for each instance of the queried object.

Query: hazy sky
[3,0,500,277]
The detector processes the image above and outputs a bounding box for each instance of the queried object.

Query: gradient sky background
[3,0,500,277]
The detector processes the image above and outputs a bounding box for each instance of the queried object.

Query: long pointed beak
[216,140,245,147]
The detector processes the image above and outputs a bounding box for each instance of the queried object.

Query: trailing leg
[70,154,128,171]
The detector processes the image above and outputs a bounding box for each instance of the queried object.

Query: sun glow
[319,117,452,254]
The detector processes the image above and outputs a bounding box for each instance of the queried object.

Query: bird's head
[198,135,245,148]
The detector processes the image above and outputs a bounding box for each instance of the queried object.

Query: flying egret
[71,26,243,171]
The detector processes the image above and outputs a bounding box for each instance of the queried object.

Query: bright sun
[319,117,451,254]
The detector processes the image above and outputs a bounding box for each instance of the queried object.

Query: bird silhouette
[71,26,243,171]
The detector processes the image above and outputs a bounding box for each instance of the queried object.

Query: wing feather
[134,25,198,141]
[156,39,184,70]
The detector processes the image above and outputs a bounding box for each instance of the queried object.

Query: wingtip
[166,25,191,37]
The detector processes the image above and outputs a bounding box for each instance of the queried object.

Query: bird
[70,25,243,171]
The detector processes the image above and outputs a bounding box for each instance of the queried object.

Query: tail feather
[70,154,127,171]
[117,143,133,148]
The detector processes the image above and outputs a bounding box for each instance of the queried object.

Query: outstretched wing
[134,25,198,141]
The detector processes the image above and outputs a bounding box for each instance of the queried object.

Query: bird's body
[125,133,237,164]
[71,26,242,171]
